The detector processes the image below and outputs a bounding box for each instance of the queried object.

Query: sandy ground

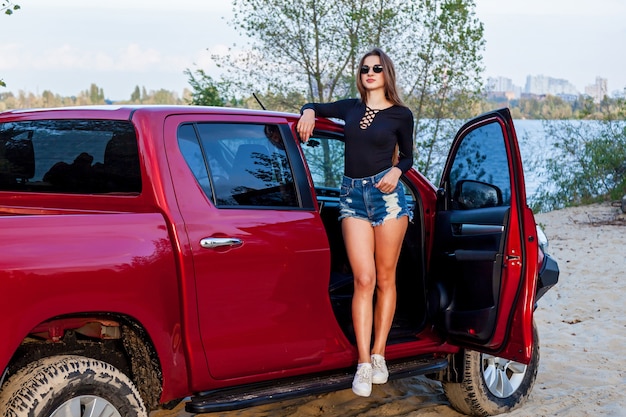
[153,202,626,417]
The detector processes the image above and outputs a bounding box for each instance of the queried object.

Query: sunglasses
[360,65,383,74]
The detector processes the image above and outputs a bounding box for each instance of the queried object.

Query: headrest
[103,131,141,192]
[1,139,35,180]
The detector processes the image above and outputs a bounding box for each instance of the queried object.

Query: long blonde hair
[356,48,405,107]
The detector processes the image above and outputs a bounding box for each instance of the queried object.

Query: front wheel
[443,321,540,416]
[0,355,147,417]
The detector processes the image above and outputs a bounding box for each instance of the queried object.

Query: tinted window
[0,120,141,194]
[177,123,298,208]
[449,121,511,207]
[178,123,213,200]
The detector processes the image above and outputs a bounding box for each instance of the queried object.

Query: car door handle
[458,224,504,235]
[200,237,243,249]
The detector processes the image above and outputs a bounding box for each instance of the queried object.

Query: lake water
[512,119,551,201]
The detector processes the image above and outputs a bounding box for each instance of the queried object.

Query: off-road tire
[0,355,147,417]
[442,321,540,416]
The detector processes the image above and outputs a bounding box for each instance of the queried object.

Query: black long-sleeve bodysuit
[301,99,414,178]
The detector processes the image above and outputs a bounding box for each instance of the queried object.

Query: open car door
[431,108,539,364]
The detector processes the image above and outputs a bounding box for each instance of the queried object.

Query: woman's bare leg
[371,216,408,356]
[342,217,376,364]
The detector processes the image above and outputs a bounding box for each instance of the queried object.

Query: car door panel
[434,210,506,342]
[164,114,350,383]
[433,108,537,363]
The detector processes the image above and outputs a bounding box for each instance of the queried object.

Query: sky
[1,0,625,100]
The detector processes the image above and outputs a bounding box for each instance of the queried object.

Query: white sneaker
[371,354,389,384]
[352,363,372,397]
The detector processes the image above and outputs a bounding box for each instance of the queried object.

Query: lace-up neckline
[360,106,380,130]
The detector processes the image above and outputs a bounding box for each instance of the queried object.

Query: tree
[221,0,399,106]
[209,0,484,182]
[184,68,224,106]
[151,89,178,104]
[41,90,62,107]
[1,1,20,87]
[396,0,485,179]
[86,83,105,104]
[130,86,141,103]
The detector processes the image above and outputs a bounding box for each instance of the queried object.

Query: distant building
[486,76,522,99]
[584,76,608,103]
[487,76,514,92]
[485,74,618,102]
[524,75,578,96]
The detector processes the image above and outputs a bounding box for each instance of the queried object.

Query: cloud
[0,42,196,73]
[0,43,25,70]
[117,44,166,71]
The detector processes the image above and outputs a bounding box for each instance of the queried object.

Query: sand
[152,202,626,417]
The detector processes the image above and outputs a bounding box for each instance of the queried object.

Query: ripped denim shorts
[338,168,413,226]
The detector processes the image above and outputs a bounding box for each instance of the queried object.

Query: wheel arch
[1,312,163,410]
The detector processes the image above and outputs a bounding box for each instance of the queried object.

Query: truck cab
[0,105,557,416]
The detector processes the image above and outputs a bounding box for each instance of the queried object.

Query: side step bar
[186,356,448,413]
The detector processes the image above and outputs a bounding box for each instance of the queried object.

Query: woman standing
[297,48,414,397]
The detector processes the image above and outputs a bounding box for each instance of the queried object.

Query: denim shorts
[338,168,413,226]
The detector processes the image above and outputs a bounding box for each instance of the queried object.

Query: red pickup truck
[0,105,558,417]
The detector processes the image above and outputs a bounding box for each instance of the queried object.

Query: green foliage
[88,83,105,105]
[533,113,626,212]
[184,69,225,106]
[223,0,397,106]
[130,86,141,102]
[1,1,19,15]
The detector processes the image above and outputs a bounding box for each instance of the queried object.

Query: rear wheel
[443,321,539,416]
[0,355,147,417]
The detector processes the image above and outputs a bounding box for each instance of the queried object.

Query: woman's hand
[297,109,316,143]
[375,167,402,193]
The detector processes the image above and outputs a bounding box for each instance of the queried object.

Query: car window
[449,121,511,208]
[178,123,213,200]
[177,122,298,208]
[0,120,141,194]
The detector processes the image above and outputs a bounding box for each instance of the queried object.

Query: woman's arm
[296,108,316,143]
[394,107,415,174]
[297,99,355,142]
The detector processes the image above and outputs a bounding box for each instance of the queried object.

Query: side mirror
[453,180,502,210]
